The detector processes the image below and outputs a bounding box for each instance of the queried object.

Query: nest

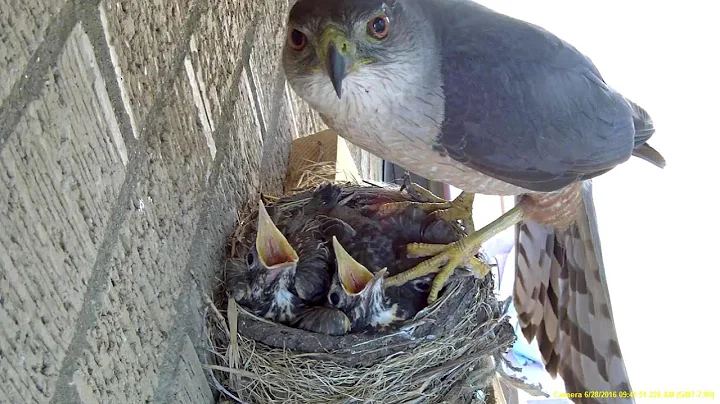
[204,176,516,404]
[288,160,346,193]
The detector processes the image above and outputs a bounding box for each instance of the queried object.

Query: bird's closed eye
[246,251,255,266]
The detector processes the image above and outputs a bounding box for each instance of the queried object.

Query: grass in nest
[203,182,515,403]
[204,278,511,403]
[289,160,360,193]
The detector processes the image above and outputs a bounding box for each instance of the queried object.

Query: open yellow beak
[256,200,298,269]
[332,236,375,294]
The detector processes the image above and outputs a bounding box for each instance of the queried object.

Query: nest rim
[205,177,516,404]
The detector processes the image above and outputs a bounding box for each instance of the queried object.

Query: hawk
[281,0,666,400]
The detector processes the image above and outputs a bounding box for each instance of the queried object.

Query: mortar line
[76,4,139,149]
[150,12,263,403]
[48,0,213,401]
[0,1,83,151]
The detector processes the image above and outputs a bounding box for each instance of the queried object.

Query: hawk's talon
[387,239,490,303]
[406,242,489,278]
[429,191,474,220]
[376,200,450,217]
[385,247,453,287]
[467,256,490,277]
[406,242,450,257]
[386,204,526,304]
[428,191,475,231]
[376,191,475,233]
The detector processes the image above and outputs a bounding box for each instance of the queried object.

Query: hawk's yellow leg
[385,203,526,303]
[378,187,476,231]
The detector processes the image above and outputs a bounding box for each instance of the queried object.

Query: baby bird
[226,200,332,327]
[327,236,397,332]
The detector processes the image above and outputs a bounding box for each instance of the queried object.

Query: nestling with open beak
[327,236,398,332]
[227,200,303,323]
[227,200,333,327]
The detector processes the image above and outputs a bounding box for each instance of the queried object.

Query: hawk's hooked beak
[318,28,354,99]
[332,236,376,294]
[256,200,298,273]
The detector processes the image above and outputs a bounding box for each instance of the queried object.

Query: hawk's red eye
[288,29,307,51]
[368,14,389,39]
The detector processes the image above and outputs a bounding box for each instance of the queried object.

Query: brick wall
[0,0,330,402]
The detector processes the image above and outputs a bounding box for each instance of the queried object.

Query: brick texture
[0,0,69,103]
[0,0,381,402]
[0,23,127,403]
[98,0,193,135]
[67,70,212,403]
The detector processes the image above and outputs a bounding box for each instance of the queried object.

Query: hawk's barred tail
[513,181,635,403]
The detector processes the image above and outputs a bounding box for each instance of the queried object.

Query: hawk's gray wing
[428,0,638,192]
[514,181,634,403]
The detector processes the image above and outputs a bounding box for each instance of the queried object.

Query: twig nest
[206,180,516,403]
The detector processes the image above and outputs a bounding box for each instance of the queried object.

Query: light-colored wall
[0,0,350,402]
